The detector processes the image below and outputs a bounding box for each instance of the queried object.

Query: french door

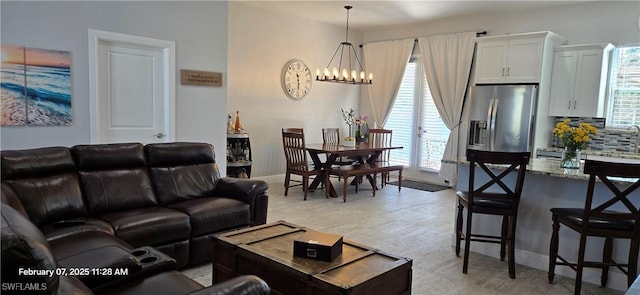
[385,60,450,177]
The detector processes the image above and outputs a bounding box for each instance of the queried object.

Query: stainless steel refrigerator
[467,85,538,152]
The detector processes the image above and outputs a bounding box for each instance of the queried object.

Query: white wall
[3,1,637,179]
[0,1,229,169]
[363,1,639,45]
[228,2,361,177]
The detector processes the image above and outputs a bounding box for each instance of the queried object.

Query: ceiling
[241,1,594,31]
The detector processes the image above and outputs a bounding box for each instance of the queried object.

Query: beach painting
[1,45,72,126]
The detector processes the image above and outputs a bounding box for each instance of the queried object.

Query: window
[385,62,415,167]
[385,59,450,171]
[606,46,640,128]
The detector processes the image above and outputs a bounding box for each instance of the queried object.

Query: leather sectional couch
[1,142,270,294]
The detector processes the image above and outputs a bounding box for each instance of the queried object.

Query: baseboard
[251,174,285,185]
[450,234,629,292]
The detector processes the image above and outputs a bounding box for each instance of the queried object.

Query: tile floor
[182,176,625,295]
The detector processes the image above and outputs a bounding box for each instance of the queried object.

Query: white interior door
[89,29,175,144]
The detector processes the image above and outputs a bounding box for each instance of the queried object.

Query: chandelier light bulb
[351,70,357,81]
[360,71,365,81]
[315,68,321,79]
[323,68,330,79]
[332,67,339,80]
[368,72,374,82]
[342,69,348,80]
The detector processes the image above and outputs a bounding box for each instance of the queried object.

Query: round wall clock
[282,59,312,100]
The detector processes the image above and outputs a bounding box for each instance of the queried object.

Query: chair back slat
[582,160,640,224]
[467,149,530,205]
[282,129,309,173]
[322,128,340,144]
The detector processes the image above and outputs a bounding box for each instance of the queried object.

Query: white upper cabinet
[474,32,564,84]
[547,43,614,117]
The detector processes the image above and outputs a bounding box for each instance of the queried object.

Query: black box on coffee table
[293,230,343,262]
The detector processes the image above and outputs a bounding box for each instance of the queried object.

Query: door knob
[154,133,165,139]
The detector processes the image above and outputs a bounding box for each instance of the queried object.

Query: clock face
[282,59,312,99]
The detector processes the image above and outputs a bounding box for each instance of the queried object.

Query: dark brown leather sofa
[1,142,270,294]
[2,203,270,295]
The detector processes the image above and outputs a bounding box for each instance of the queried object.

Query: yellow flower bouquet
[552,118,598,168]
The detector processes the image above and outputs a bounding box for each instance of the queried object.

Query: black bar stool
[455,149,530,279]
[548,159,640,294]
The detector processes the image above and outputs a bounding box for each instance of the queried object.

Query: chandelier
[315,6,372,85]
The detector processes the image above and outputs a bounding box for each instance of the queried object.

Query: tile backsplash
[551,117,638,153]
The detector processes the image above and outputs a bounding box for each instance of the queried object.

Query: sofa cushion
[58,276,94,295]
[1,182,28,217]
[72,143,147,171]
[7,174,85,226]
[1,204,60,293]
[56,244,142,289]
[1,146,75,180]
[73,143,158,214]
[167,198,250,236]
[1,147,86,226]
[49,231,133,262]
[145,142,221,205]
[145,142,217,167]
[40,218,115,242]
[78,169,158,214]
[96,207,191,248]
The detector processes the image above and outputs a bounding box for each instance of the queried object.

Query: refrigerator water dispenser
[469,120,487,147]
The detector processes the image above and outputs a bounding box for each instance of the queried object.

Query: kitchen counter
[537,147,640,160]
[448,154,640,183]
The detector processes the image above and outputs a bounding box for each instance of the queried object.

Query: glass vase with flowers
[552,118,598,169]
[340,108,356,146]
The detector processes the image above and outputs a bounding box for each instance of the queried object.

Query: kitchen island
[454,155,640,292]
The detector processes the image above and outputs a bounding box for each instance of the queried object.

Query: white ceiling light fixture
[315,6,372,85]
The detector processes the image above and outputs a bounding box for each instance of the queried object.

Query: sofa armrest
[213,178,268,225]
[187,275,270,295]
[56,245,143,289]
[214,178,268,204]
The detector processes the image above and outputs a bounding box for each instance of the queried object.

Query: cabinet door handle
[573,100,577,110]
[568,101,571,110]
[502,67,505,77]
[506,67,510,76]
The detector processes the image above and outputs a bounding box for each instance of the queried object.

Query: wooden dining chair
[368,128,402,188]
[281,128,321,200]
[322,128,354,169]
[455,149,530,279]
[322,128,341,144]
[283,127,303,134]
[548,159,640,295]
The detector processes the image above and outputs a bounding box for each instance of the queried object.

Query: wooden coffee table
[213,221,412,295]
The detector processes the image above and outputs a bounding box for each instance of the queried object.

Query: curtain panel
[418,32,475,185]
[363,39,414,127]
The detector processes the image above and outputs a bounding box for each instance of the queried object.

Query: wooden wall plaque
[181,69,222,86]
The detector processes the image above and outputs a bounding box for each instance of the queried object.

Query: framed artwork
[1,45,72,126]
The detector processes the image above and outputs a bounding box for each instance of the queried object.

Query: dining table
[305,142,403,198]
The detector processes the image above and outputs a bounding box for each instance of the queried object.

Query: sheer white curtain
[418,32,475,185]
[363,38,414,126]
